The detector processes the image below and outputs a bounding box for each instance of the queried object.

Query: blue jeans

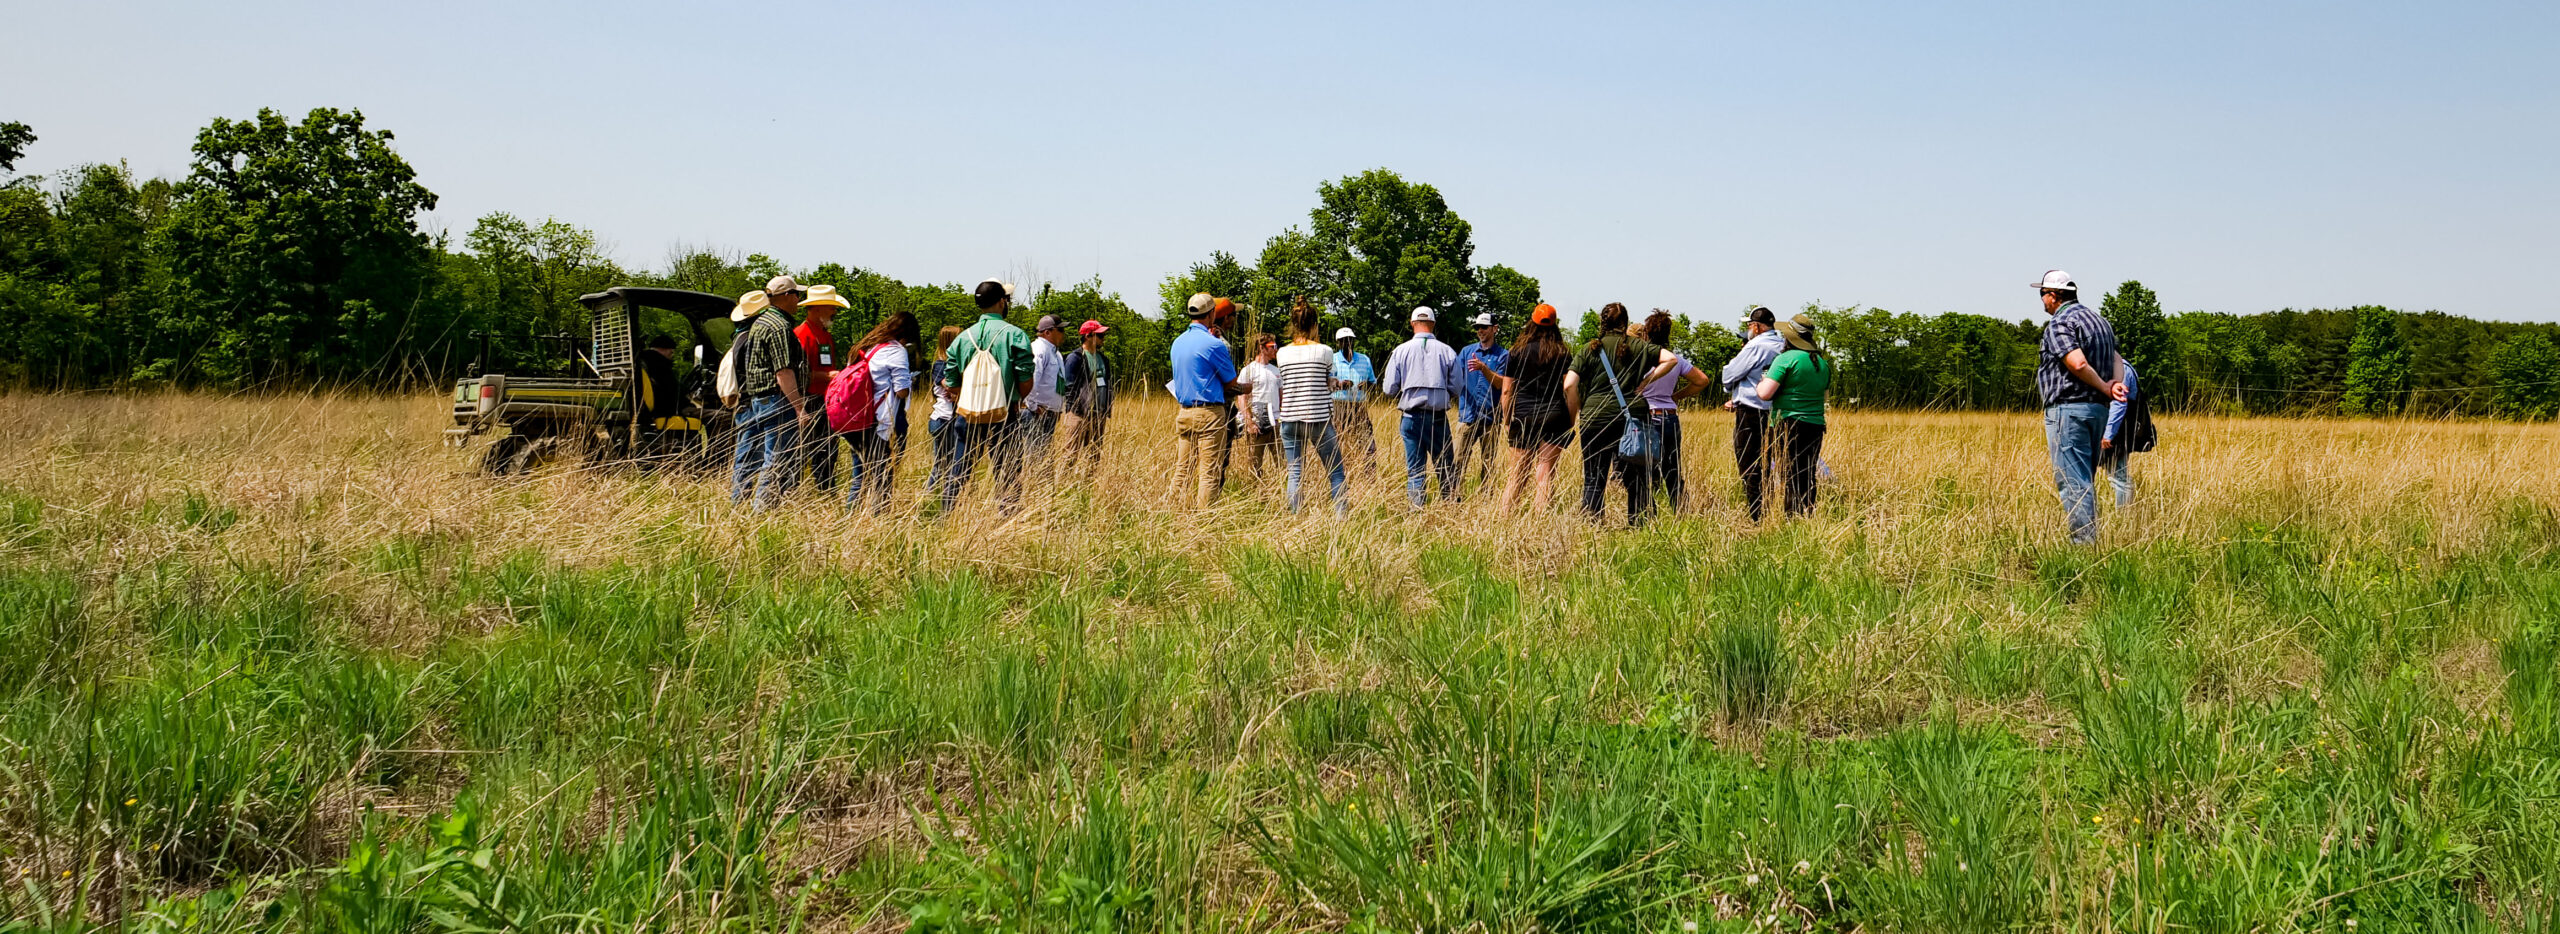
[2045,402,2107,544]
[1280,420,1348,515]
[1399,409,1458,506]
[938,415,1025,515]
[730,393,797,510]
[926,416,959,494]
[2100,447,2135,508]
[842,430,896,513]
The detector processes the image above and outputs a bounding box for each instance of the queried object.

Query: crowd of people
[708,269,2143,540]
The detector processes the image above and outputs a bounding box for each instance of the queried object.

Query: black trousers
[1579,417,1654,527]
[1650,408,1685,514]
[1734,405,1773,521]
[1777,417,1826,517]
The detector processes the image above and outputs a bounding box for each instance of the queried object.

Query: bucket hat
[1775,314,1823,354]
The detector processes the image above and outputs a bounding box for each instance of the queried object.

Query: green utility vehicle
[445,287,738,474]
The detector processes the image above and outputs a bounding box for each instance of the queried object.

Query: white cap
[1410,306,1435,322]
[1185,292,1215,317]
[766,274,803,295]
[2033,270,2078,292]
[976,277,1014,299]
[1469,313,1495,327]
[1334,327,1357,340]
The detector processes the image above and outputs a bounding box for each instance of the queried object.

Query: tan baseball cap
[766,274,804,295]
[1185,292,1215,318]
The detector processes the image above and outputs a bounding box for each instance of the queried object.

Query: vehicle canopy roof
[576,287,734,323]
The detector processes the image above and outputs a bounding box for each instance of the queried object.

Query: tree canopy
[2,112,2555,420]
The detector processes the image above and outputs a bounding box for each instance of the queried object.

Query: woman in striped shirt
[1273,299,1350,516]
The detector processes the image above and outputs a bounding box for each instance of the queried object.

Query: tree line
[3,109,2555,419]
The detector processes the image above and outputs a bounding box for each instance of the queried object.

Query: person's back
[1569,332,1661,434]
[1764,349,1832,423]
[1278,306,1351,515]
[1277,344,1337,424]
[1507,341,1570,420]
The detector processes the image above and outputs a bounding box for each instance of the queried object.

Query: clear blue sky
[10,0,2557,322]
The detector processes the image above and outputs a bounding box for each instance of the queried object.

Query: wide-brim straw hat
[731,290,771,322]
[801,284,850,309]
[1776,314,1822,353]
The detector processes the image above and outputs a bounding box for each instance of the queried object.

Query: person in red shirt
[795,284,851,491]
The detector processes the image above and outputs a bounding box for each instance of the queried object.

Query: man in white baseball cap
[1330,325,1377,471]
[1381,305,1463,505]
[1454,311,1510,490]
[2032,269,2129,544]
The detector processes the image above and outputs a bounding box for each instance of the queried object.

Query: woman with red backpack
[841,311,921,514]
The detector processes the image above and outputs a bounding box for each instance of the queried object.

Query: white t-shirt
[1243,361,1283,425]
[865,341,912,439]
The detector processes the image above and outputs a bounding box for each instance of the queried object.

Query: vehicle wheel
[581,427,625,471]
[481,435,529,475]
[511,436,562,474]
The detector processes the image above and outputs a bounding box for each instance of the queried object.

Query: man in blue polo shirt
[1170,293,1248,507]
[2033,269,2129,545]
[1454,312,1510,491]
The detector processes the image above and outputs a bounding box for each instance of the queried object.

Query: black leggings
[1776,417,1826,517]
[1579,417,1654,527]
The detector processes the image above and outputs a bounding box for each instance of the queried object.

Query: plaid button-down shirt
[2037,301,2120,407]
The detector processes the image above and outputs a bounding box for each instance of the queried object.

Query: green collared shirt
[939,312,1037,406]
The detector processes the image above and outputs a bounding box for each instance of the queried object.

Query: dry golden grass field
[1,391,2556,932]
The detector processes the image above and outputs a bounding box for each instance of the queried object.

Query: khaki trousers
[1171,404,1233,507]
[1055,411,1108,483]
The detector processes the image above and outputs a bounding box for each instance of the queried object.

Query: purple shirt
[1640,357,1696,411]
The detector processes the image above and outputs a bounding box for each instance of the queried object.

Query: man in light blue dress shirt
[1380,306,1464,505]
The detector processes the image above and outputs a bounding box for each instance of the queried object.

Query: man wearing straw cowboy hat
[2032,269,2128,544]
[729,275,812,510]
[795,283,854,492]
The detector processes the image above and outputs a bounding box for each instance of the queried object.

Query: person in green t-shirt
[1754,314,1834,518]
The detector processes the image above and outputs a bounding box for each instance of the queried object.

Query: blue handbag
[1596,339,1661,471]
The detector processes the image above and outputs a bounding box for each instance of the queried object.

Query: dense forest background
[3,109,2555,418]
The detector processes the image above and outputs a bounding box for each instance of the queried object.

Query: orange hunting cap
[1212,297,1235,316]
[1529,303,1558,326]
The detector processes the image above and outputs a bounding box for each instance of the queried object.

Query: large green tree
[2486,332,2560,420]
[0,162,172,386]
[159,107,439,385]
[1305,168,1478,339]
[2102,280,2173,396]
[2338,305,2411,416]
[1466,263,1541,325]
